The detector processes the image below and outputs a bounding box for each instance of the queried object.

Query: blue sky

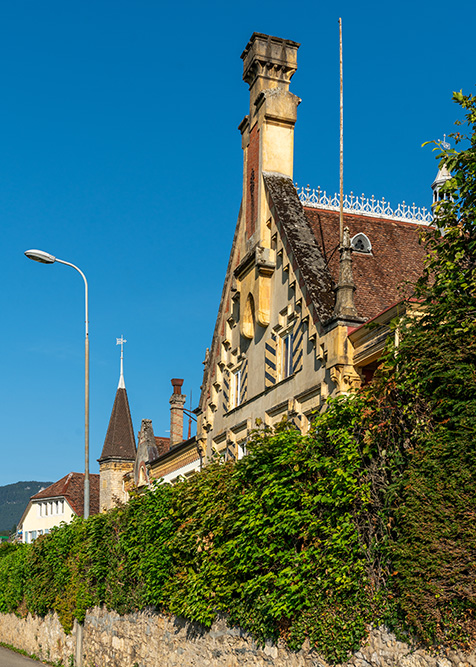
[1,0,474,486]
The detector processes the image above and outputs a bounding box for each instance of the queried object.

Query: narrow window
[230,368,242,409]
[282,332,293,379]
[237,441,246,460]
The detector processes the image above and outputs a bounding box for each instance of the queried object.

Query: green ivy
[0,89,475,661]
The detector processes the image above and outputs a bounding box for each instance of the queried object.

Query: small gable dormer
[351,232,372,254]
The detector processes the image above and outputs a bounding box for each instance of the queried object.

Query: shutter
[292,318,304,374]
[240,358,248,405]
[223,368,230,412]
[265,333,277,387]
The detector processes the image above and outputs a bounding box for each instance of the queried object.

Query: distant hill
[0,481,53,534]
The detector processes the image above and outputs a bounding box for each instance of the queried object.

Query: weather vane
[116,335,127,354]
[441,134,450,149]
[116,335,127,388]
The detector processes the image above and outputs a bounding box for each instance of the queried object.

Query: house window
[230,368,242,409]
[237,441,247,460]
[281,331,293,380]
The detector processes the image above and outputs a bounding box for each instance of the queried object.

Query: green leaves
[0,88,475,661]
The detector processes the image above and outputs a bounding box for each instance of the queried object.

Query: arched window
[351,233,372,254]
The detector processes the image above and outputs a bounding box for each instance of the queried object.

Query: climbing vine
[0,90,475,662]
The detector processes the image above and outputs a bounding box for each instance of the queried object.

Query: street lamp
[24,249,90,520]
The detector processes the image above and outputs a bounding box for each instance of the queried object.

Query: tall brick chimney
[169,378,185,446]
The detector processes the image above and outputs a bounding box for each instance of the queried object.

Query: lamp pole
[24,249,90,520]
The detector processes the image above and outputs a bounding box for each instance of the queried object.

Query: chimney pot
[171,378,184,395]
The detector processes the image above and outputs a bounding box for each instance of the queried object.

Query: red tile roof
[263,173,427,325]
[304,208,427,320]
[31,472,100,517]
[154,436,170,457]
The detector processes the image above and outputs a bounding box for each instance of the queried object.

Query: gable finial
[116,335,127,389]
[333,227,359,320]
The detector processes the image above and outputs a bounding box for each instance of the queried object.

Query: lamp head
[24,249,56,264]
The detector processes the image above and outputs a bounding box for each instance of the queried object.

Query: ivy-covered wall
[1,90,476,665]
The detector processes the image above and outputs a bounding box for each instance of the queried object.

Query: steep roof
[31,472,100,517]
[304,207,427,321]
[99,387,136,462]
[263,172,335,324]
[263,172,427,324]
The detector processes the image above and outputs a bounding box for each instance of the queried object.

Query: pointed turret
[98,338,136,512]
[98,384,136,462]
[431,164,452,206]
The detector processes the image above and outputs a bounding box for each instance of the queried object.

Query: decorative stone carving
[330,364,362,394]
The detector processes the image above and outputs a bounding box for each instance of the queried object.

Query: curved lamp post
[24,249,90,520]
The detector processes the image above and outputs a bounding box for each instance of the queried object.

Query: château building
[99,32,449,507]
[193,32,437,462]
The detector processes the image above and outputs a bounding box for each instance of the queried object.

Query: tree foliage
[0,90,475,661]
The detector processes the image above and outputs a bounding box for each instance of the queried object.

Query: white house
[17,472,99,543]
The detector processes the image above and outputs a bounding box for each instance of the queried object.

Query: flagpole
[339,17,344,245]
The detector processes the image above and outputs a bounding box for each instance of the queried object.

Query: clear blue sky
[1,0,474,486]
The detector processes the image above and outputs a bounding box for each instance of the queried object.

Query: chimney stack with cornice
[170,378,185,446]
[239,34,301,246]
[241,33,300,117]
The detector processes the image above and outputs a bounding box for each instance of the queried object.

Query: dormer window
[351,233,372,254]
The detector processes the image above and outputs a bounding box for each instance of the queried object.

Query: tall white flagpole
[339,17,344,245]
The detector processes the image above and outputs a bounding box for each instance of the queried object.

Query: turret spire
[116,335,127,389]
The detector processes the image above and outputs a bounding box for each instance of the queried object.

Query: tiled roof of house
[99,387,136,462]
[149,436,196,466]
[304,208,427,321]
[154,436,170,458]
[31,472,100,517]
[263,172,427,324]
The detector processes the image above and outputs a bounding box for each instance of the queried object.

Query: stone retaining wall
[1,607,475,667]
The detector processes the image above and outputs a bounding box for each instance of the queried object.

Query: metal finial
[441,134,450,149]
[116,335,127,389]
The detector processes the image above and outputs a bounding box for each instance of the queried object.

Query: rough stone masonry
[1,606,476,667]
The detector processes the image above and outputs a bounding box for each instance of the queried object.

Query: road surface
[0,646,44,666]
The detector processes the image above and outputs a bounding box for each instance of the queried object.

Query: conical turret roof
[431,164,452,190]
[98,385,136,462]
